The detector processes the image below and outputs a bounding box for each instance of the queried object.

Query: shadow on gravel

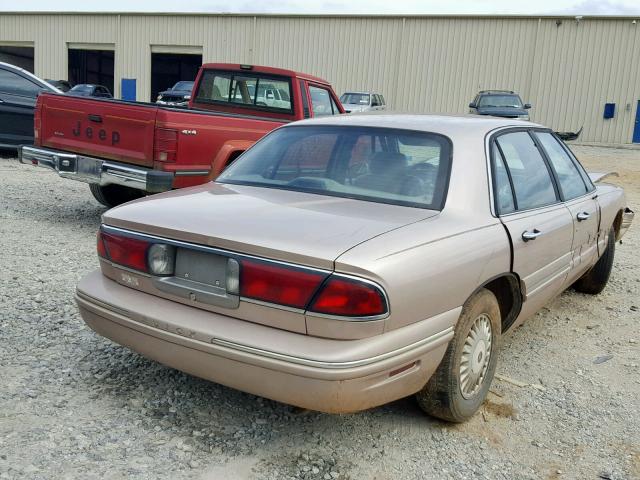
[76,341,447,455]
[11,189,106,230]
[0,148,17,159]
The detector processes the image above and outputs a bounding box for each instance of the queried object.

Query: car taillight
[240,259,328,309]
[154,128,178,163]
[97,231,107,258]
[309,276,387,317]
[98,230,150,272]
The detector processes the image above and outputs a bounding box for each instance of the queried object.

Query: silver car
[76,114,633,422]
[340,91,386,113]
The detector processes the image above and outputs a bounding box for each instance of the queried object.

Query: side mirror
[469,102,477,109]
[524,103,531,109]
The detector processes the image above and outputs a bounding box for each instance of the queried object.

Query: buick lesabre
[76,114,633,422]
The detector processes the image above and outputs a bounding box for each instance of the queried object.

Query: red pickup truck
[19,64,344,207]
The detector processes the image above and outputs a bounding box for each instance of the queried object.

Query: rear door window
[495,131,558,211]
[534,132,589,200]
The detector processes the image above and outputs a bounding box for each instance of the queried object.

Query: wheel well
[482,275,522,333]
[613,209,623,241]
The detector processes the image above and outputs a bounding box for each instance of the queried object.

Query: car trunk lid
[102,182,439,270]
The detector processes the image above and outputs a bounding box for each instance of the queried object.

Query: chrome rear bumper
[18,145,174,193]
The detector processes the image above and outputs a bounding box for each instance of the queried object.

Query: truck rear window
[217,125,453,210]
[194,70,293,113]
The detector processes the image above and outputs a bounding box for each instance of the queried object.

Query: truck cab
[19,63,344,207]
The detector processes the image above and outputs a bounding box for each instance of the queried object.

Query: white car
[340,91,386,113]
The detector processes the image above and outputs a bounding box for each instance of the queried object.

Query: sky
[0,0,639,15]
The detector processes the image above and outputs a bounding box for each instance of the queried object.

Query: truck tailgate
[40,94,158,167]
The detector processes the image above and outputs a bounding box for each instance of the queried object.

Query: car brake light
[240,259,327,309]
[98,230,150,272]
[97,231,107,258]
[154,128,178,163]
[309,276,387,317]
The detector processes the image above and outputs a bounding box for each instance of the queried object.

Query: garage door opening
[0,46,34,72]
[68,49,114,94]
[151,53,202,102]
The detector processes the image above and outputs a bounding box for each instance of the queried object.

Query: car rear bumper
[75,270,457,413]
[18,145,174,193]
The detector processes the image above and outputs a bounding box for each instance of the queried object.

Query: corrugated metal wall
[1,13,639,144]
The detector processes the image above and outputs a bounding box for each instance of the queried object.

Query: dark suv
[469,90,531,120]
[0,62,61,149]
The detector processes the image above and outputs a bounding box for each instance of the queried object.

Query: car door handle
[577,212,590,222]
[522,229,542,242]
[0,98,4,103]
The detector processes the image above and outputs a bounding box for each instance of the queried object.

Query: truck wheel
[416,289,501,422]
[573,227,615,295]
[89,184,143,208]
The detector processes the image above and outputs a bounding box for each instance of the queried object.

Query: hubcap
[459,313,492,399]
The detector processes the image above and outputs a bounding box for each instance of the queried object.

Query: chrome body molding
[210,326,454,369]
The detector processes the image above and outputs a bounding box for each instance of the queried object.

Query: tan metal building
[1,12,639,144]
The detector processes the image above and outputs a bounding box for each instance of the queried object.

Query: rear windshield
[218,126,452,210]
[478,94,523,108]
[194,70,293,112]
[340,93,370,105]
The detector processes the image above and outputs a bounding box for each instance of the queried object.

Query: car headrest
[369,152,408,175]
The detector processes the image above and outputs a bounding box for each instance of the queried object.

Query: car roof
[291,113,540,136]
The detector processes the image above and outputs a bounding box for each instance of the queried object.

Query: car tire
[573,227,615,295]
[89,184,144,208]
[416,288,501,422]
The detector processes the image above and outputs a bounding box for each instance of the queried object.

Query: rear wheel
[416,289,501,422]
[573,227,615,295]
[89,184,144,208]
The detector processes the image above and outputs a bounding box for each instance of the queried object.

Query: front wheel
[573,227,615,295]
[416,289,501,422]
[89,184,144,208]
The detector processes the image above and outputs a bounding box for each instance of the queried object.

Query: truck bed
[38,93,287,170]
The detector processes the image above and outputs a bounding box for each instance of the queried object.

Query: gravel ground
[0,145,638,480]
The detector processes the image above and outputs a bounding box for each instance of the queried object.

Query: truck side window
[309,86,334,117]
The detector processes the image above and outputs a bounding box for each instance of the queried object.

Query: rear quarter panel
[596,183,627,250]
[334,212,511,333]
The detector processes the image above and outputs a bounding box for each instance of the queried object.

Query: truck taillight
[154,128,178,163]
[34,99,42,145]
